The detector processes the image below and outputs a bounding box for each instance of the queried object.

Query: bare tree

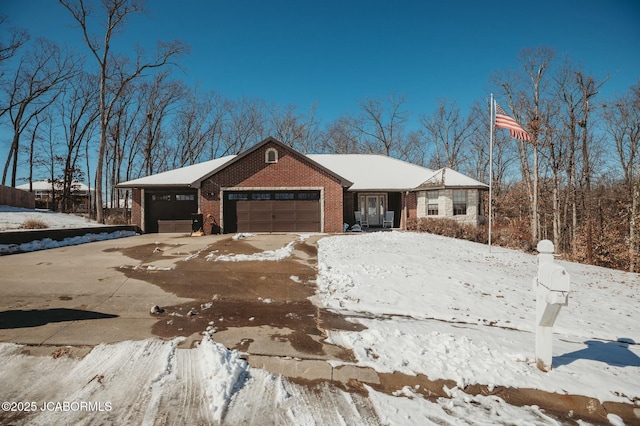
[603,80,640,272]
[493,47,555,245]
[465,100,517,186]
[320,115,362,154]
[221,97,266,155]
[0,14,29,117]
[355,93,408,157]
[420,98,473,169]
[171,88,229,167]
[2,38,77,187]
[0,17,27,55]
[268,103,320,153]
[537,98,565,248]
[398,129,427,167]
[57,71,99,212]
[26,114,44,191]
[519,47,555,244]
[575,71,607,263]
[106,82,143,209]
[38,110,59,207]
[139,71,186,175]
[59,0,189,222]
[554,58,583,251]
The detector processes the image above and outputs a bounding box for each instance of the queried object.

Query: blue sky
[3,0,639,121]
[1,0,639,180]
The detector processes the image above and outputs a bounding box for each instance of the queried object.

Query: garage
[224,190,321,233]
[118,138,350,234]
[144,189,198,233]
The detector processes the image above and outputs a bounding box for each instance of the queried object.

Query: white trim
[140,188,146,233]
[357,192,388,226]
[197,187,202,214]
[265,147,278,163]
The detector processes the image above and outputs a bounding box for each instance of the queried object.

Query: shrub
[105,214,128,225]
[491,218,534,252]
[408,217,487,244]
[406,217,419,231]
[22,219,49,229]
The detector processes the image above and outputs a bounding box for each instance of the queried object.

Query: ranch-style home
[117,137,488,234]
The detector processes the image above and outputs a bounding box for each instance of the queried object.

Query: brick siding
[200,141,345,234]
[404,191,417,229]
[131,189,142,229]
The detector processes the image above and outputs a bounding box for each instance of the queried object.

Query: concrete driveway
[0,232,362,365]
[0,233,392,425]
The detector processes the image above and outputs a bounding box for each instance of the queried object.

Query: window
[151,194,171,201]
[275,192,294,200]
[426,191,439,216]
[265,148,278,163]
[297,191,319,200]
[453,190,467,215]
[175,194,195,201]
[227,193,248,201]
[252,193,271,200]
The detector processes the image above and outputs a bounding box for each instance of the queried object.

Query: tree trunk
[582,103,593,264]
[552,176,560,247]
[532,142,539,243]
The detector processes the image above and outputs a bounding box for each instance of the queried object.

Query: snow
[308,154,435,191]
[1,218,639,423]
[316,232,640,413]
[367,384,563,425]
[208,240,296,262]
[416,167,488,189]
[116,152,488,193]
[0,230,137,254]
[0,205,136,254]
[15,180,92,191]
[0,205,102,231]
[117,155,236,187]
[118,153,438,192]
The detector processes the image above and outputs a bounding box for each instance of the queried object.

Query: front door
[364,194,386,226]
[366,196,379,226]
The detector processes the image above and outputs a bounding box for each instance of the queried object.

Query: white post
[533,240,570,371]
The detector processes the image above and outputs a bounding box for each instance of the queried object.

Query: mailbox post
[533,240,570,372]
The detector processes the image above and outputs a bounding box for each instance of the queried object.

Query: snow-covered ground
[0,205,102,231]
[0,206,136,254]
[317,232,639,423]
[0,207,639,424]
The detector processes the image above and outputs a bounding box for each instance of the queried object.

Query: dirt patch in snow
[364,371,636,425]
[112,236,363,362]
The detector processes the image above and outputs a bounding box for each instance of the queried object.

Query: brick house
[117,137,488,234]
[16,180,93,213]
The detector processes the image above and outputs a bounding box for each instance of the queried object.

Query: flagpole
[489,94,494,253]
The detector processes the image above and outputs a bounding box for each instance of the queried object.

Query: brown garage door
[236,200,320,232]
[145,190,198,233]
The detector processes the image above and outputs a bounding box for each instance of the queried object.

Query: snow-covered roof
[116,150,486,192]
[307,154,435,191]
[415,167,488,189]
[117,156,236,188]
[16,181,91,191]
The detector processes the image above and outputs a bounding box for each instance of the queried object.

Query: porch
[345,192,404,230]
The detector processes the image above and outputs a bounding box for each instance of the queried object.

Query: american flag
[494,102,532,141]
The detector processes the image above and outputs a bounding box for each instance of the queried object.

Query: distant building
[16,181,93,213]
